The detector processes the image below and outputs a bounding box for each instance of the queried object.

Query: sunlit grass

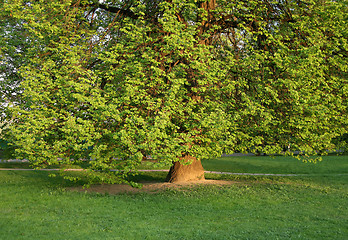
[202,154,348,174]
[0,155,347,239]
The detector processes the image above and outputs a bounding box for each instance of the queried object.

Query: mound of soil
[68,180,234,195]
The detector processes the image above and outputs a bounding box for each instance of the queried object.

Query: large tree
[1,0,347,184]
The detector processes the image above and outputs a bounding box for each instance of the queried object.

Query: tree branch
[97,3,138,20]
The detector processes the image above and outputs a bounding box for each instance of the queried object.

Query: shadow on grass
[127,171,168,183]
[0,162,32,169]
[1,170,89,190]
[2,169,169,191]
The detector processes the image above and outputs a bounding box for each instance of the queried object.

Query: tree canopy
[1,0,347,184]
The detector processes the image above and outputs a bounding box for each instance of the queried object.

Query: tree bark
[165,155,205,183]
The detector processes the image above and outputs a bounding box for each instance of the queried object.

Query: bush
[0,139,15,159]
[332,133,348,153]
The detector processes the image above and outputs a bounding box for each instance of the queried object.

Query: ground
[69,180,235,194]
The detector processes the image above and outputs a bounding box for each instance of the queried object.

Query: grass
[0,162,32,169]
[202,154,348,175]
[0,155,347,239]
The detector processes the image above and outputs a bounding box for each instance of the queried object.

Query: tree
[1,0,347,184]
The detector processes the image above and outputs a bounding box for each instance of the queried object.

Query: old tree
[1,0,347,184]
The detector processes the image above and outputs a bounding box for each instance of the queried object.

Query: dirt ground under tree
[68,180,235,195]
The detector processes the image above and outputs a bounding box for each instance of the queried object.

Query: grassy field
[0,155,347,239]
[202,154,348,175]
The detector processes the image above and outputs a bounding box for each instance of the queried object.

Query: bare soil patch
[68,180,235,195]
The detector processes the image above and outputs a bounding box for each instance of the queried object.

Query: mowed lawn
[0,155,347,240]
[202,154,348,174]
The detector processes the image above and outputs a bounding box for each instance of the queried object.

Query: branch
[97,3,138,20]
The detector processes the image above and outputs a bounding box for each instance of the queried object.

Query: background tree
[1,0,347,184]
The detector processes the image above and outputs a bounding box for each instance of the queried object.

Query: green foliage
[0,139,15,159]
[332,133,348,152]
[1,0,347,184]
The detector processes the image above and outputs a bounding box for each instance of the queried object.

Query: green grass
[0,162,32,169]
[0,155,347,239]
[202,154,348,175]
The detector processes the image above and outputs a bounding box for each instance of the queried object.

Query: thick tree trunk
[165,155,205,183]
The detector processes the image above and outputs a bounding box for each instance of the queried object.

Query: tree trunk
[165,155,205,183]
